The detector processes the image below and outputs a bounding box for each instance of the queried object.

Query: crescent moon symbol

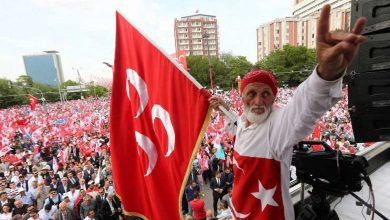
[126,68,149,118]
[178,55,185,60]
[135,131,158,176]
[230,198,251,218]
[152,105,175,157]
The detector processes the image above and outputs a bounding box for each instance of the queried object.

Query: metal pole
[57,83,63,103]
[203,33,214,90]
[77,69,83,99]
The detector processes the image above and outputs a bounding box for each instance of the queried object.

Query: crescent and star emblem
[126,68,176,176]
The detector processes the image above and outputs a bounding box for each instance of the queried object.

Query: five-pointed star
[251,180,278,211]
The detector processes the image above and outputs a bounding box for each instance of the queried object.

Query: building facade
[174,14,219,57]
[257,17,300,61]
[256,0,351,61]
[23,51,64,87]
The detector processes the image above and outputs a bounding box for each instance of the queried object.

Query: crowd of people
[0,98,125,220]
[0,85,374,220]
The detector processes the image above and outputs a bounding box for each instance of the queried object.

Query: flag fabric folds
[29,95,38,111]
[110,12,211,220]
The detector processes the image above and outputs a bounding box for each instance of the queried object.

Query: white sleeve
[269,67,343,161]
[223,111,238,135]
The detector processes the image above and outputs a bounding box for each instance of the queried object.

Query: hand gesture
[316,4,367,80]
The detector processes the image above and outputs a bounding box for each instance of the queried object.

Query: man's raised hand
[316,4,367,80]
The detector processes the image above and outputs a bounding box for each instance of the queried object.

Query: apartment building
[257,0,351,61]
[174,14,219,57]
[257,17,300,61]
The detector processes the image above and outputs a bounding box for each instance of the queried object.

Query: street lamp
[72,67,84,99]
[102,62,113,68]
[53,77,64,103]
[202,33,214,90]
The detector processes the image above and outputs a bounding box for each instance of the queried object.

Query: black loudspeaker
[347,0,390,142]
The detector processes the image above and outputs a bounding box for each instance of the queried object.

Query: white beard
[243,104,272,125]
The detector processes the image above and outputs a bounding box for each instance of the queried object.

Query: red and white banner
[170,50,188,70]
[110,12,210,220]
[29,95,38,111]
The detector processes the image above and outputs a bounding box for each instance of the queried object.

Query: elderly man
[54,202,75,220]
[44,189,62,208]
[12,200,27,216]
[209,5,366,220]
[63,184,79,209]
[79,194,97,220]
[18,188,34,206]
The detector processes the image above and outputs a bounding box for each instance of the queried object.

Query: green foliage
[255,45,316,86]
[187,54,253,90]
[220,53,253,86]
[0,79,24,108]
[0,77,109,109]
[85,84,108,97]
[16,75,34,87]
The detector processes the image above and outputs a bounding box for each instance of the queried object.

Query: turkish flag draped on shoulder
[110,12,211,220]
[29,95,38,111]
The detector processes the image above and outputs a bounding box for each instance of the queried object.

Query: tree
[0,79,24,108]
[220,53,253,88]
[255,45,316,86]
[85,83,108,97]
[187,54,253,90]
[16,75,34,87]
[186,55,229,89]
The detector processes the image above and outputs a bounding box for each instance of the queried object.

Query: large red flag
[110,12,211,220]
[29,95,38,111]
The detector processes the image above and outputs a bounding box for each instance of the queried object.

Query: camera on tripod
[292,141,369,220]
[293,141,369,196]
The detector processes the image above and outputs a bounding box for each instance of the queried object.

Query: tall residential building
[257,17,299,61]
[256,0,351,61]
[174,14,219,57]
[23,51,64,87]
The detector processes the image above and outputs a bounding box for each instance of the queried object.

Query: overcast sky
[0,0,292,82]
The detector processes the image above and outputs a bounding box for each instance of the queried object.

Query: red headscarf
[240,69,278,96]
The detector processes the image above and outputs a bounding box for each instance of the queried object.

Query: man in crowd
[189,192,206,220]
[210,171,225,215]
[79,194,97,220]
[184,180,200,215]
[12,200,27,216]
[54,202,75,220]
[209,4,366,219]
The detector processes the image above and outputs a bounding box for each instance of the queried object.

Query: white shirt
[28,175,44,189]
[216,208,233,220]
[64,190,80,208]
[38,206,57,220]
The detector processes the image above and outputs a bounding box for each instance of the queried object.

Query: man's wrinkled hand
[316,4,367,80]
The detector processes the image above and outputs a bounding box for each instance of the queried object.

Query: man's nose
[253,95,265,106]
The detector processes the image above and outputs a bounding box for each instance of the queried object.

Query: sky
[0,0,292,82]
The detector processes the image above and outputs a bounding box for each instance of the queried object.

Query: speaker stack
[347,0,390,142]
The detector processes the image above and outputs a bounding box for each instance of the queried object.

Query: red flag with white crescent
[170,50,188,70]
[110,12,211,220]
[29,95,38,111]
